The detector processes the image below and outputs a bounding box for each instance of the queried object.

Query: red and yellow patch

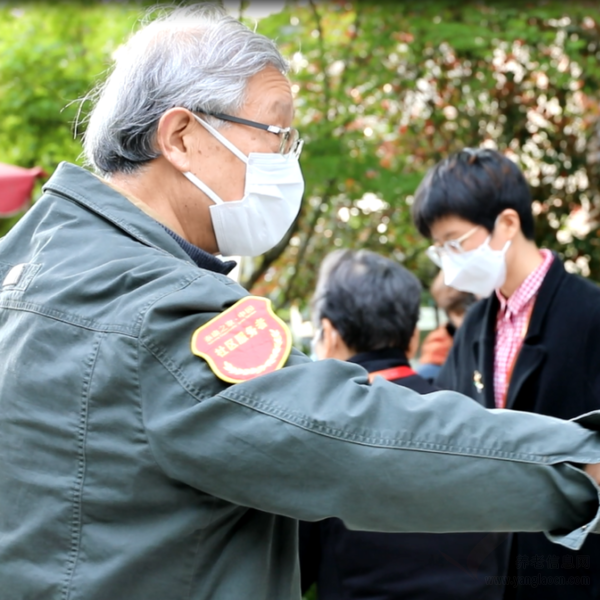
[191,296,292,384]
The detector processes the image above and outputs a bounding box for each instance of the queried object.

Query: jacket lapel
[504,256,565,410]
[472,295,498,409]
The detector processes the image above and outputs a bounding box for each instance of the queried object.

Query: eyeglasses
[203,112,303,158]
[426,226,480,267]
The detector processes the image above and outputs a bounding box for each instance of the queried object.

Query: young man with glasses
[412,147,600,600]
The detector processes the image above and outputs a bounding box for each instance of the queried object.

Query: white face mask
[183,115,305,257]
[441,236,511,297]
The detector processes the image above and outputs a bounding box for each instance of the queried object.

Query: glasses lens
[426,245,443,267]
[446,240,464,254]
[446,226,479,253]
[291,138,304,159]
[281,128,300,155]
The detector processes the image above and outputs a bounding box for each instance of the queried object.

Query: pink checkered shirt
[493,249,554,408]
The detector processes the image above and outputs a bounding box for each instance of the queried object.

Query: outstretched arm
[140,343,600,551]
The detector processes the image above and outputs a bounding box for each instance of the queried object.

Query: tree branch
[240,214,301,291]
[276,178,337,310]
[308,0,332,108]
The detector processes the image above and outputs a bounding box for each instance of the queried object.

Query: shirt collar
[496,248,553,315]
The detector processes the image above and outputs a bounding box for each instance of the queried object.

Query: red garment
[419,324,453,366]
[493,249,553,408]
[0,163,46,216]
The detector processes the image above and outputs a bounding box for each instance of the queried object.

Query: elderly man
[1,5,600,600]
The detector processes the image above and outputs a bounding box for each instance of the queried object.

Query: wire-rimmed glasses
[425,226,480,267]
[203,112,303,158]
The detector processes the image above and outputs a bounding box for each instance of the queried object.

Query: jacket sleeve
[137,276,600,552]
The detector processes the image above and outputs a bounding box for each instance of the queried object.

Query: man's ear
[320,318,338,359]
[407,326,420,360]
[320,318,355,360]
[155,108,199,172]
[496,208,521,241]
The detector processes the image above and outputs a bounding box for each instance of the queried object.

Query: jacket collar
[42,162,233,275]
[473,294,498,408]
[347,348,411,373]
[472,254,565,408]
[523,255,565,341]
[161,226,235,274]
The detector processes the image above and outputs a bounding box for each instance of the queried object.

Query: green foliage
[241,0,600,316]
[0,3,144,169]
[2,0,600,314]
[0,2,149,235]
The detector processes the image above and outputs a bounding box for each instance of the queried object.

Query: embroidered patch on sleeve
[191,296,292,383]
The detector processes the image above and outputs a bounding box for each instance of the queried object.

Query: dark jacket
[299,348,511,600]
[436,256,600,599]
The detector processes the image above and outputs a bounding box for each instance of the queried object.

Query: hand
[584,462,600,486]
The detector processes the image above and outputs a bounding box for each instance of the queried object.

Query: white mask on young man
[183,115,304,257]
[441,236,511,297]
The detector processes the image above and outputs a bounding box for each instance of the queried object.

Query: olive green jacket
[2,162,600,600]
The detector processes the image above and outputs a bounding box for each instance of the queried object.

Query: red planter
[0,163,47,217]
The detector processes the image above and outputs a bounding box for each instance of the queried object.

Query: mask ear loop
[481,235,511,254]
[182,171,224,205]
[192,114,249,165]
[183,114,250,205]
[490,214,513,253]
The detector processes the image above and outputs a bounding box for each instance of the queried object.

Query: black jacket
[299,348,510,600]
[436,256,600,599]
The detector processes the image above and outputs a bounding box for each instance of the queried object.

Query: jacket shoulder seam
[61,332,106,600]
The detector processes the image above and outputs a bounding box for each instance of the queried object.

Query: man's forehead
[269,97,294,115]
[246,94,294,124]
[244,67,293,116]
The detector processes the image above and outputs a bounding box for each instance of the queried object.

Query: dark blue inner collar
[162,226,237,275]
[347,347,411,373]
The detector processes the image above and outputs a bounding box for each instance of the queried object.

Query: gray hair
[81,3,289,176]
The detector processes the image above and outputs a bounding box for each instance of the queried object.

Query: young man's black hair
[412,148,535,240]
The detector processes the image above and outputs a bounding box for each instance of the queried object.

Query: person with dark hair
[309,248,422,383]
[412,147,600,600]
[418,270,477,383]
[300,248,511,600]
